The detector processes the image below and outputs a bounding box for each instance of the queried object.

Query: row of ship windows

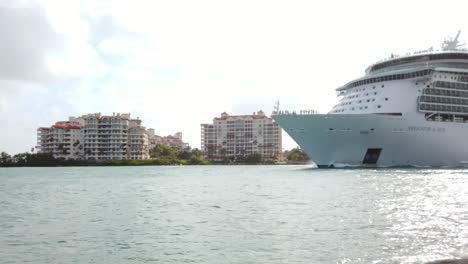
[424,88,468,98]
[334,105,383,113]
[434,81,468,91]
[337,97,389,107]
[344,69,433,89]
[344,91,380,100]
[419,103,468,114]
[434,74,468,82]
[352,85,385,93]
[341,71,463,94]
[327,128,376,133]
[436,75,458,81]
[325,127,412,133]
[370,54,468,72]
[419,95,468,106]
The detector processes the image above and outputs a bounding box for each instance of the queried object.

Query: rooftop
[214,111,269,120]
[52,124,81,129]
[82,113,132,120]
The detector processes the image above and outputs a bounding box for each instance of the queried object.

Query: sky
[1,0,468,154]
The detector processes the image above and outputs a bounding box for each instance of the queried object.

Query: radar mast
[273,100,280,113]
[442,30,465,50]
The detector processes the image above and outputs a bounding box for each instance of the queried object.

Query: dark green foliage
[177,149,192,160]
[97,158,183,166]
[148,144,209,165]
[0,144,210,167]
[149,143,176,159]
[285,148,309,163]
[188,154,209,165]
[0,152,13,167]
[244,153,262,164]
[190,148,202,157]
[0,152,74,167]
[0,144,209,167]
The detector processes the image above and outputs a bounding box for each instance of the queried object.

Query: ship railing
[372,48,468,65]
[272,110,320,116]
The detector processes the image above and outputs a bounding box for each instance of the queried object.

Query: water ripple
[0,166,468,263]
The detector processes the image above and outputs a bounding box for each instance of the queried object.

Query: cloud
[87,15,126,47]
[2,0,468,154]
[0,1,64,83]
[0,1,81,153]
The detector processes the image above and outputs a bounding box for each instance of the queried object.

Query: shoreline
[0,161,311,168]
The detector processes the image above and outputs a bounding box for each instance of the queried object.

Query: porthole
[385,98,388,101]
[381,85,384,88]
[377,105,381,108]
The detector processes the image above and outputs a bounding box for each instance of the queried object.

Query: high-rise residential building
[37,113,149,160]
[128,119,150,159]
[81,113,149,160]
[201,111,282,162]
[37,117,85,160]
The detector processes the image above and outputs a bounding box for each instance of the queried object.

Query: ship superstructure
[273,32,468,167]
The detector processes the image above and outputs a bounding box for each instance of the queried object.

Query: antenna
[442,30,465,50]
[454,30,461,42]
[273,100,280,114]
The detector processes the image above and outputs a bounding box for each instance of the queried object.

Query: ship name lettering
[407,126,445,133]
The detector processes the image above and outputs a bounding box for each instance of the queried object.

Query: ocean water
[0,166,467,264]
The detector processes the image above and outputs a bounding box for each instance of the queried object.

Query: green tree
[149,143,176,158]
[189,154,209,165]
[12,153,31,166]
[0,152,12,167]
[244,153,262,164]
[190,148,202,157]
[286,148,309,162]
[27,152,57,166]
[177,147,192,160]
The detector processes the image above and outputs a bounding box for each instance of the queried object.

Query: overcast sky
[1,0,467,154]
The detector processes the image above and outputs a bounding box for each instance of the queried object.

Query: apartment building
[37,117,85,160]
[146,129,189,149]
[37,113,149,160]
[201,111,282,162]
[128,119,150,159]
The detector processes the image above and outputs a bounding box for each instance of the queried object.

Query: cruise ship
[272,32,468,167]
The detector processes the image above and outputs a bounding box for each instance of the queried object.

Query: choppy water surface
[1,166,468,263]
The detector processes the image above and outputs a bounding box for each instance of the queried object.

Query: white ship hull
[273,113,468,168]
